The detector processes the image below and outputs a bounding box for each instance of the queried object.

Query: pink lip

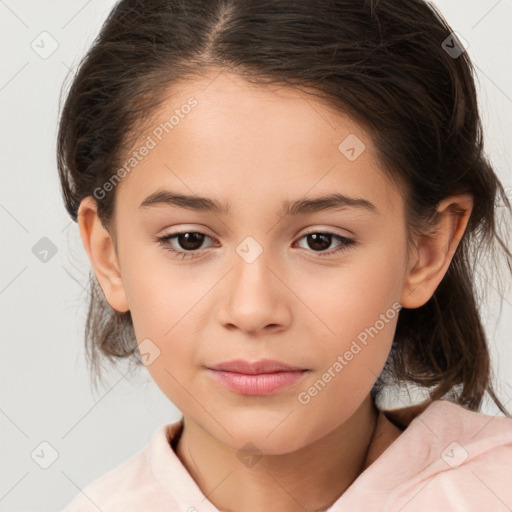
[206,359,308,396]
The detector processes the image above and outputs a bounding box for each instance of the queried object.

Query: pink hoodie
[61,399,512,511]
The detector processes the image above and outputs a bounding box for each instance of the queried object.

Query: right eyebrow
[139,190,229,215]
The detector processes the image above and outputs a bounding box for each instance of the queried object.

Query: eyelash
[153,230,357,260]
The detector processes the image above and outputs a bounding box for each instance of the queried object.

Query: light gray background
[1,1,511,511]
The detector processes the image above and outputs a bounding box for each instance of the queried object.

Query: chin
[210,414,315,456]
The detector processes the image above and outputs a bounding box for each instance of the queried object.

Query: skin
[77,71,473,512]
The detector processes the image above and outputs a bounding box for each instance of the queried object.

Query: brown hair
[57,0,512,415]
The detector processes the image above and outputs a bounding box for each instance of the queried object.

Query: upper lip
[207,359,307,374]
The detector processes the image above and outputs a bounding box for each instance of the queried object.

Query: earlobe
[400,193,474,309]
[77,196,130,313]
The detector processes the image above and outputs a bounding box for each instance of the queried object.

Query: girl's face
[102,72,413,453]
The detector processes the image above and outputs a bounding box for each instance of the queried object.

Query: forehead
[115,71,400,219]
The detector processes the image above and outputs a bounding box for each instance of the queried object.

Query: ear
[400,193,474,309]
[77,196,130,313]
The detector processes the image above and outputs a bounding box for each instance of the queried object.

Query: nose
[217,247,292,336]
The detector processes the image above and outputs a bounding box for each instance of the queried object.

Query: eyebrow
[139,189,378,216]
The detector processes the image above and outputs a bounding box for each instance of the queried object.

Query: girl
[58,0,512,510]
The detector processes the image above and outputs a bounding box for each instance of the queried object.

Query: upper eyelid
[162,227,352,238]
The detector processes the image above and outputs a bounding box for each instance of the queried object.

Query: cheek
[292,244,404,348]
[288,245,402,412]
[293,266,401,440]
[122,247,205,336]
[121,250,216,374]
[124,261,204,410]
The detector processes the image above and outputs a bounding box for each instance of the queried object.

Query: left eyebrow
[139,190,378,216]
[279,192,378,216]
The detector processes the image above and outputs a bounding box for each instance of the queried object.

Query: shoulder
[386,399,512,511]
[61,423,180,512]
[410,442,512,511]
[385,398,512,452]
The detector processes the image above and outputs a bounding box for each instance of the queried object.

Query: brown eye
[154,231,215,260]
[304,233,331,251]
[295,231,356,257]
[173,232,206,251]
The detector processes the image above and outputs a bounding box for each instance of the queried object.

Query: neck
[174,395,391,512]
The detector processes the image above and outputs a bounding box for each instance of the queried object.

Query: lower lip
[207,369,308,396]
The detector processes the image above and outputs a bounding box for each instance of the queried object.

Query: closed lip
[206,359,307,374]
